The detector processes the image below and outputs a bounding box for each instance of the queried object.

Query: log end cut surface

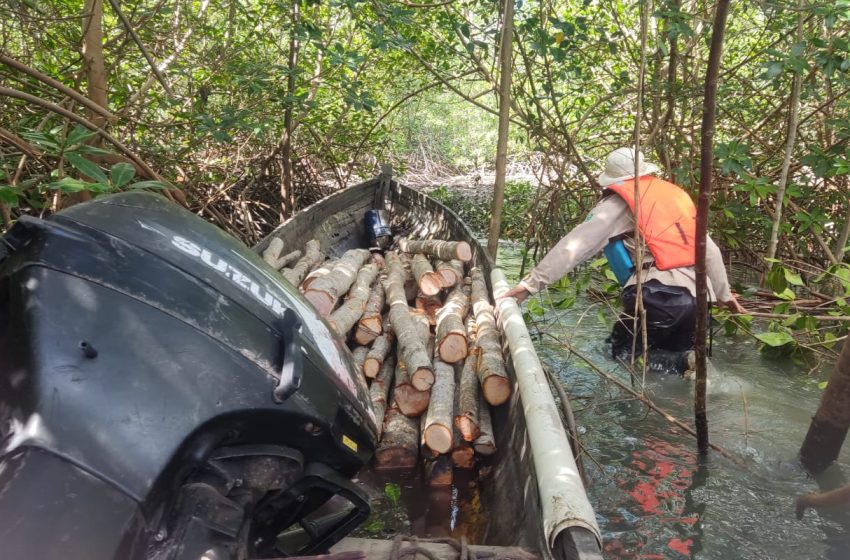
[483,376,511,406]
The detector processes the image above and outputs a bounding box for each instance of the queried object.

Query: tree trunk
[280,0,299,221]
[282,240,324,286]
[304,248,371,316]
[399,239,472,262]
[328,263,379,335]
[411,254,442,296]
[694,0,732,453]
[435,259,464,288]
[470,267,510,406]
[355,283,385,345]
[386,251,434,390]
[435,283,469,364]
[487,0,514,260]
[800,341,850,473]
[765,1,804,263]
[82,0,108,130]
[423,354,455,454]
[370,356,395,440]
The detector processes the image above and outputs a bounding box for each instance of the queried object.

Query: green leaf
[755,331,795,347]
[774,288,796,301]
[765,265,787,293]
[818,381,829,390]
[527,298,545,317]
[783,268,804,286]
[110,163,136,188]
[0,185,18,205]
[384,483,401,505]
[66,153,108,183]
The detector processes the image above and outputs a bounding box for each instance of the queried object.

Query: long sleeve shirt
[518,195,734,302]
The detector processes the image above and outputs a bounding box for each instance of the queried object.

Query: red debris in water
[668,537,693,555]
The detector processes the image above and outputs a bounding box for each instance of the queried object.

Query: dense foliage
[1,0,848,354]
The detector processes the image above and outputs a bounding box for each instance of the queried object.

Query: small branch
[736,311,850,323]
[105,0,174,97]
[0,54,115,122]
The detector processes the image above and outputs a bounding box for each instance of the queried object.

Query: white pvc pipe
[491,268,601,550]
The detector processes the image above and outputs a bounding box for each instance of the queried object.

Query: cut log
[351,346,369,379]
[385,251,433,389]
[304,249,371,316]
[393,360,431,417]
[400,253,419,303]
[423,354,455,455]
[424,454,453,487]
[354,283,385,345]
[374,406,418,471]
[435,259,464,288]
[470,267,511,406]
[263,238,302,270]
[369,356,395,440]
[399,238,473,262]
[411,254,442,296]
[327,263,379,335]
[282,239,324,286]
[452,425,475,469]
[474,394,496,456]
[415,293,441,326]
[455,346,481,442]
[435,283,469,364]
[363,321,393,379]
[301,258,339,291]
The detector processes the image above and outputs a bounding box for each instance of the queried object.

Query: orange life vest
[605,176,696,270]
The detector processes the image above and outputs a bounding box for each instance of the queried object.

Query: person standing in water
[500,148,745,365]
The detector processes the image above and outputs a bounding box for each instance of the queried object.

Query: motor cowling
[0,193,377,559]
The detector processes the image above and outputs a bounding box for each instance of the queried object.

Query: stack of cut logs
[264,235,511,488]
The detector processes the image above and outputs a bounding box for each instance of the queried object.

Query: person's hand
[498,284,531,304]
[719,294,746,314]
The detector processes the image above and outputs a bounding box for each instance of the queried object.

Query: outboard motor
[0,193,377,560]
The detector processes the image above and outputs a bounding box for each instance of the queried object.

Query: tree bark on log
[399,238,473,262]
[435,259,464,288]
[423,354,455,455]
[415,293,441,326]
[800,340,850,473]
[363,321,393,379]
[436,283,469,364]
[370,356,395,440]
[474,394,496,456]
[355,284,385,345]
[304,248,371,316]
[386,251,434,390]
[452,390,475,468]
[263,239,303,270]
[351,346,369,380]
[301,257,338,291]
[282,239,324,286]
[411,254,442,296]
[374,407,419,471]
[328,263,379,335]
[455,345,481,442]
[470,267,511,406]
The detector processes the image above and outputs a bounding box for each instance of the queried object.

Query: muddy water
[496,242,850,559]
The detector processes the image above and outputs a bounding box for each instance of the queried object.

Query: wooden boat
[256,168,602,560]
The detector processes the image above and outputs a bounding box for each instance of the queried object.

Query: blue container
[603,238,635,285]
[365,209,392,248]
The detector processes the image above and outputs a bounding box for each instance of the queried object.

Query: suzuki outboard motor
[0,193,377,559]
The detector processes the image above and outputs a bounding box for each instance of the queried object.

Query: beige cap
[597,147,660,187]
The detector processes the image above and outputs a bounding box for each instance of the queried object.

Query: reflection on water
[497,240,850,559]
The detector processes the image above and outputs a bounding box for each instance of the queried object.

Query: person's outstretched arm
[500,196,632,303]
[706,235,745,313]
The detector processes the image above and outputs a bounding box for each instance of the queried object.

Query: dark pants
[610,279,697,362]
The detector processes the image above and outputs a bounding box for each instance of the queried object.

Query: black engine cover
[0,193,377,559]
